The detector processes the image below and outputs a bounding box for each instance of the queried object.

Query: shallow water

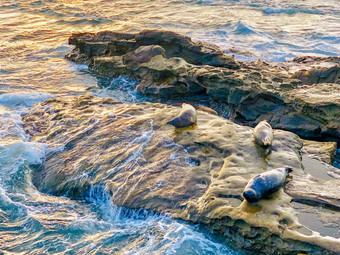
[0,0,339,254]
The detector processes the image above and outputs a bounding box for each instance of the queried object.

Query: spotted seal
[253,120,273,147]
[168,103,197,128]
[243,166,293,203]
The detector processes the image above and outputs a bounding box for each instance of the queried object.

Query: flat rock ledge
[23,95,340,254]
[66,30,340,141]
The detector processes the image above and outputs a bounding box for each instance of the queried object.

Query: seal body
[168,103,197,128]
[243,166,293,203]
[253,120,273,147]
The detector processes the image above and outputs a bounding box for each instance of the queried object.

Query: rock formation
[66,30,340,141]
[23,95,340,254]
[302,140,337,165]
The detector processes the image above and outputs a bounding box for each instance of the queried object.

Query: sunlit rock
[66,30,340,141]
[302,140,337,165]
[290,56,340,85]
[23,95,340,254]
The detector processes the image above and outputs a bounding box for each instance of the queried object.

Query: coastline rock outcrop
[67,30,239,69]
[66,30,340,141]
[290,56,340,85]
[23,95,340,254]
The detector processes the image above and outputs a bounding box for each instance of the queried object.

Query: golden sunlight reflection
[1,0,339,96]
[0,0,339,254]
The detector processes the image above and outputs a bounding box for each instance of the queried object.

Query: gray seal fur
[168,103,197,128]
[253,120,273,147]
[243,166,293,203]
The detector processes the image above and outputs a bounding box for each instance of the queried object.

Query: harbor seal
[253,120,273,147]
[243,166,293,203]
[168,103,197,128]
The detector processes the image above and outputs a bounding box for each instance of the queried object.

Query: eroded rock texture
[66,30,340,141]
[302,140,337,165]
[23,95,340,254]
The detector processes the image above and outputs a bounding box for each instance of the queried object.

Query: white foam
[0,142,49,165]
[0,92,53,142]
[91,76,146,104]
[163,223,236,255]
[0,92,53,110]
[0,109,28,141]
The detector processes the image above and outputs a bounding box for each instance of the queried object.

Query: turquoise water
[0,0,339,254]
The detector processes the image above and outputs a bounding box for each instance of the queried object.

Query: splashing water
[0,0,339,253]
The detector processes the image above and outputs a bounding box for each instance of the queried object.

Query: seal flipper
[262,137,272,147]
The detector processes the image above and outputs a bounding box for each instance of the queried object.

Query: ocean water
[0,0,339,254]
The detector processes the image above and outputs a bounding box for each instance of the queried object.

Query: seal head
[253,120,273,147]
[243,188,261,203]
[168,103,197,128]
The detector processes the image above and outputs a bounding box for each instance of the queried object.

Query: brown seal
[168,103,197,128]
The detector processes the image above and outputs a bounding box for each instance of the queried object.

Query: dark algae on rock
[66,30,340,141]
[23,95,340,254]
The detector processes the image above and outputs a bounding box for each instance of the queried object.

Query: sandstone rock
[66,30,340,141]
[291,56,340,85]
[23,95,340,254]
[302,140,337,165]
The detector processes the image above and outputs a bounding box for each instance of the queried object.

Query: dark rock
[66,30,340,141]
[67,30,239,69]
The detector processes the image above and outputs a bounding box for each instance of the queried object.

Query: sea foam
[0,92,53,110]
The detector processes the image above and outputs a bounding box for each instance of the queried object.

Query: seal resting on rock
[168,103,197,128]
[243,166,293,203]
[253,120,273,147]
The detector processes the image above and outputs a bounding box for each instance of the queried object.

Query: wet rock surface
[23,95,340,254]
[66,30,340,141]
